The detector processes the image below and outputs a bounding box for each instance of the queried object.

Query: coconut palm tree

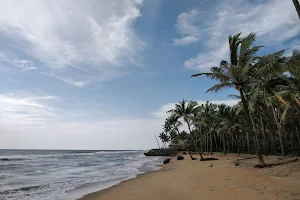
[164,115,195,160]
[159,132,170,148]
[249,76,288,156]
[168,100,204,160]
[167,100,199,133]
[191,32,267,166]
[293,0,300,19]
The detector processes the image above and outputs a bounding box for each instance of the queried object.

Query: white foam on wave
[0,151,162,200]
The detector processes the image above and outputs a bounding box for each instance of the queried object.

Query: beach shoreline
[79,153,300,200]
[77,158,172,200]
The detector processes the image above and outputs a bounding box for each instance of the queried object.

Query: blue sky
[1,0,299,150]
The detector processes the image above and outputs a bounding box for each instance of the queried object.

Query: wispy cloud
[0,91,165,149]
[0,0,144,86]
[13,59,37,71]
[173,9,200,45]
[0,93,58,125]
[180,0,300,71]
[42,72,87,88]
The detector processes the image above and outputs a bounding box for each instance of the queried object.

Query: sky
[0,0,299,150]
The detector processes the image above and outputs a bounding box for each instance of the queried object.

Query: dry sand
[80,154,300,200]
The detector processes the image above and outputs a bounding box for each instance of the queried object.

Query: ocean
[0,149,163,200]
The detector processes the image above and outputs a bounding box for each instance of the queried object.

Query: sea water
[0,149,163,200]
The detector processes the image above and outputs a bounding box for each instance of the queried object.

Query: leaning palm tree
[293,0,300,19]
[249,75,288,156]
[168,100,203,160]
[168,100,199,133]
[159,132,170,148]
[164,115,195,159]
[193,102,217,155]
[276,50,300,111]
[191,33,267,166]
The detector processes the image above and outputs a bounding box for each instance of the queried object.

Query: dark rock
[1,158,9,161]
[144,148,178,156]
[177,156,184,160]
[182,152,186,155]
[209,163,213,167]
[235,163,240,166]
[200,157,219,161]
[192,157,197,160]
[163,158,171,164]
[254,164,268,168]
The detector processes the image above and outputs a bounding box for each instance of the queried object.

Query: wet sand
[79,154,300,200]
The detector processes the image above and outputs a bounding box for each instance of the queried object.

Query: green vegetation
[144,148,177,156]
[158,32,300,167]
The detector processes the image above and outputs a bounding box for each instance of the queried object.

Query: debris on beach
[163,158,171,164]
[177,156,184,160]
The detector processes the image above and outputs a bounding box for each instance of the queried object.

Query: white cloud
[0,52,8,61]
[0,0,144,85]
[151,103,175,119]
[182,0,300,71]
[184,42,228,70]
[0,119,162,150]
[0,92,240,150]
[0,93,57,125]
[42,72,87,88]
[0,91,164,149]
[152,99,239,119]
[173,9,200,45]
[197,100,239,107]
[13,59,37,71]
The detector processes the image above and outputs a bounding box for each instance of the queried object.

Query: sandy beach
[79,154,300,200]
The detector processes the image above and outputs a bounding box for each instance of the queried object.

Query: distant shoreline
[0,149,145,151]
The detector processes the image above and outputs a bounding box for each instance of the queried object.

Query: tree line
[159,33,300,167]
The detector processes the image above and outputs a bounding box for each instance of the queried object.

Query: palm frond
[206,83,235,93]
[275,94,290,107]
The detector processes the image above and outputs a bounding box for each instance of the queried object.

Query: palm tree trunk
[226,136,230,152]
[260,115,267,155]
[200,129,205,153]
[293,0,300,19]
[246,132,250,154]
[182,139,194,159]
[155,136,160,149]
[249,112,266,166]
[187,123,204,160]
[241,134,245,153]
[194,130,204,160]
[272,107,285,156]
[270,131,276,155]
[214,132,218,152]
[296,128,300,156]
[290,132,294,155]
[176,128,194,160]
[236,134,240,156]
[239,89,266,166]
[223,132,227,154]
[231,134,234,153]
[198,135,204,160]
[207,133,209,153]
[210,131,213,155]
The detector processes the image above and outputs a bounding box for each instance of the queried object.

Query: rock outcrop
[144,149,177,156]
[177,156,184,160]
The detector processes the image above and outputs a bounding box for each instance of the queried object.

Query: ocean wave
[0,151,138,161]
[0,150,160,200]
[0,185,44,195]
[0,158,25,161]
